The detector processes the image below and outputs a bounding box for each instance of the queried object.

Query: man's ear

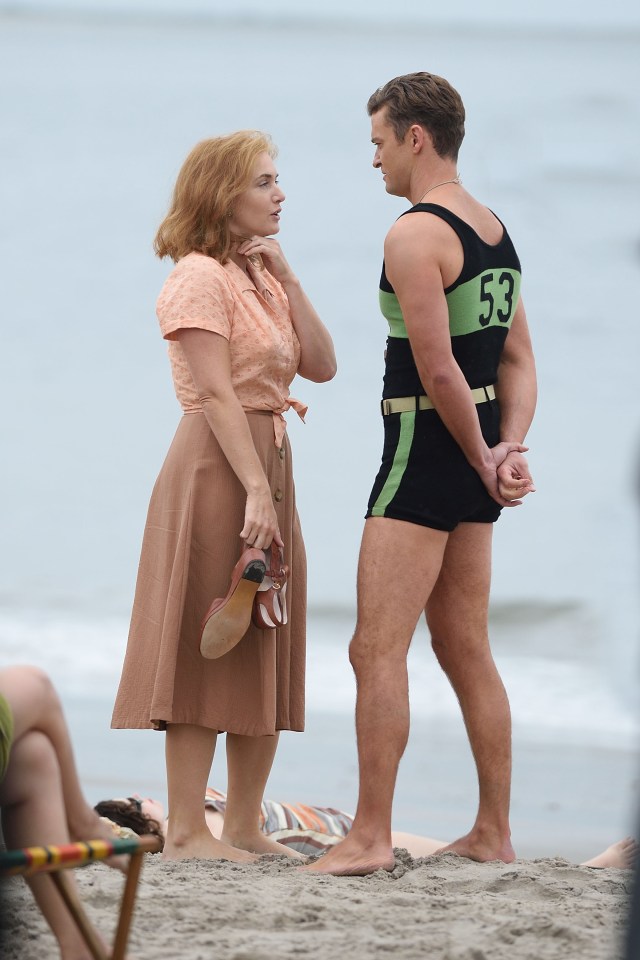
[408,124,428,153]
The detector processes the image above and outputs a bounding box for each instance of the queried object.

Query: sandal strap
[266,542,286,580]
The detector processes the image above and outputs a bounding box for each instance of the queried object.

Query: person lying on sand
[94,787,638,870]
[0,666,127,960]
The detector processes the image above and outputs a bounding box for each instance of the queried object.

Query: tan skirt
[111,411,306,736]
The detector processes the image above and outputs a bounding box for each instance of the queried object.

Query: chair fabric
[0,834,161,960]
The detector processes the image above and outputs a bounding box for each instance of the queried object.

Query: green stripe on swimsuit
[0,693,14,782]
[370,411,416,516]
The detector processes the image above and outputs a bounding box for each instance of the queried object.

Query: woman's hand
[236,237,295,286]
[240,489,284,551]
[176,328,289,549]
[237,237,337,383]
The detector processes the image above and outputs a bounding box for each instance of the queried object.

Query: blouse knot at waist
[265,395,307,448]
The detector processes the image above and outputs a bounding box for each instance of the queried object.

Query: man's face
[370,108,411,199]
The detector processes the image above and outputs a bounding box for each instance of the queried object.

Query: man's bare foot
[221,830,305,859]
[435,829,516,864]
[581,838,638,869]
[163,830,257,863]
[301,836,395,876]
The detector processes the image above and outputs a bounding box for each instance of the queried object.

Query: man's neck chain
[417,174,462,204]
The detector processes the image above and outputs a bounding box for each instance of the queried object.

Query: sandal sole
[200,561,266,659]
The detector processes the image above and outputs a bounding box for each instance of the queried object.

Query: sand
[2,850,633,960]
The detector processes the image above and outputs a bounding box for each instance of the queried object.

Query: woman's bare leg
[223,733,303,858]
[0,666,117,849]
[390,832,638,866]
[581,838,638,869]
[0,730,106,960]
[390,831,446,858]
[163,723,256,862]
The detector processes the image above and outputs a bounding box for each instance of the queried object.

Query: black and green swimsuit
[366,203,522,532]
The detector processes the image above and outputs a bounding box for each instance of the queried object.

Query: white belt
[381,384,496,416]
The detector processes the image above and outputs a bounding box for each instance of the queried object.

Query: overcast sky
[2,0,639,30]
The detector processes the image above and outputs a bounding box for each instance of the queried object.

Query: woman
[94,791,639,870]
[0,666,126,960]
[111,131,336,863]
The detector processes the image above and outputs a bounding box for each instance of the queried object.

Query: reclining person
[95,787,638,869]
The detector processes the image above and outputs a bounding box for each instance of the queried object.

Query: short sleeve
[156,253,235,342]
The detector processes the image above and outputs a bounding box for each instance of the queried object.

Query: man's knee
[430,628,496,684]
[429,629,456,673]
[348,630,369,673]
[426,610,452,657]
[349,628,410,675]
[427,600,490,658]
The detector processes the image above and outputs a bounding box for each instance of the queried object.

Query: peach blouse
[156,252,307,446]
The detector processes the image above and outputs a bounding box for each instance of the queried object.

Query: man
[308,72,536,876]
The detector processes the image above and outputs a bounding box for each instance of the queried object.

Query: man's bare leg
[223,732,303,858]
[426,522,515,862]
[163,723,256,862]
[305,517,448,875]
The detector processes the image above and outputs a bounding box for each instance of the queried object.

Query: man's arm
[385,215,523,506]
[495,297,537,444]
[494,298,537,501]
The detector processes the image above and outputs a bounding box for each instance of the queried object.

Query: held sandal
[200,548,267,659]
[252,543,289,630]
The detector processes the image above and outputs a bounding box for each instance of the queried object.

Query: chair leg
[50,871,108,960]
[111,851,145,960]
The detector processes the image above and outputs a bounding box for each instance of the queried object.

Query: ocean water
[2,603,638,749]
[4,604,639,857]
[1,3,640,848]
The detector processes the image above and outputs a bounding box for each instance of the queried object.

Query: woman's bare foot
[70,806,130,872]
[221,829,305,859]
[436,828,516,864]
[163,828,257,862]
[581,838,638,869]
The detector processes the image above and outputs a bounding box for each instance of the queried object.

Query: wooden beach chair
[0,834,162,960]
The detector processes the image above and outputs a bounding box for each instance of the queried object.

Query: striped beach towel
[204,788,354,856]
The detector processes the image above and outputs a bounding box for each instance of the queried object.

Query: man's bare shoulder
[384,209,457,269]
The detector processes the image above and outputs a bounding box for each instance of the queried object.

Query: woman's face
[229,152,285,239]
[122,795,166,823]
[140,797,165,823]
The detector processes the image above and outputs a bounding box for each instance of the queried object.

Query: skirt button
[274,489,284,502]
